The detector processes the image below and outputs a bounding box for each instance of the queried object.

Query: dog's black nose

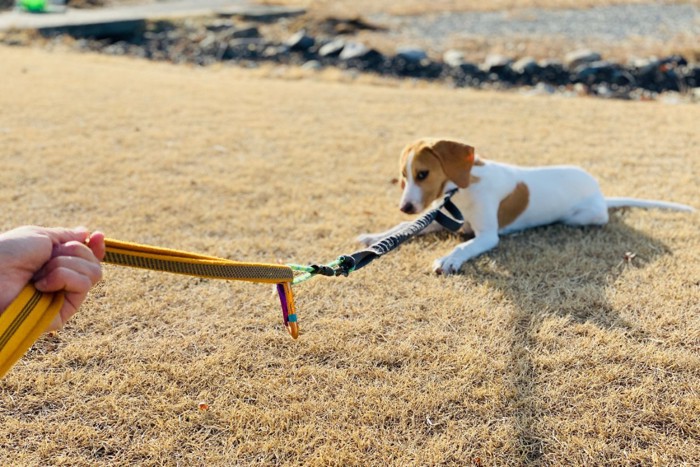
[400,202,416,214]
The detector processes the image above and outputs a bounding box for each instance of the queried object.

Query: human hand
[0,226,106,331]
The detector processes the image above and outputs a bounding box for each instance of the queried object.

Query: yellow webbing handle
[0,284,63,378]
[102,239,294,284]
[0,238,298,378]
[101,239,299,339]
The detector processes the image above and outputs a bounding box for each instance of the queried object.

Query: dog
[357,138,694,275]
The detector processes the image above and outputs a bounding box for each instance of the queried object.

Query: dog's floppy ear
[427,139,475,188]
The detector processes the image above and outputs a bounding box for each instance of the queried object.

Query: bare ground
[0,46,698,465]
[6,0,700,64]
[259,1,700,63]
[258,0,700,15]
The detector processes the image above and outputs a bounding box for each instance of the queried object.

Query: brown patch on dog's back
[498,182,529,228]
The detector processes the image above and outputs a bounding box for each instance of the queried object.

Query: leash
[289,190,464,283]
[101,238,300,341]
[0,190,463,378]
[0,240,298,379]
[0,284,64,379]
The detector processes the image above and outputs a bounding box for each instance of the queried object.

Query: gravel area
[2,1,698,100]
[372,4,700,48]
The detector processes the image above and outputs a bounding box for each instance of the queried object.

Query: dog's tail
[605,197,695,212]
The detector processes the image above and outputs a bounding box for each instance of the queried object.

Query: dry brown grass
[0,45,699,465]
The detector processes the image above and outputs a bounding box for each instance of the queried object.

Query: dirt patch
[68,0,109,8]
[259,1,700,64]
[67,0,160,7]
[256,0,699,16]
[309,15,384,35]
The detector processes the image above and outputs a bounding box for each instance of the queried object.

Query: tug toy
[19,0,47,13]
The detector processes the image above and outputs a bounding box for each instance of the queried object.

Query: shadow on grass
[456,211,671,463]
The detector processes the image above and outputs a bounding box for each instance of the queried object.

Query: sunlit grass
[0,46,698,465]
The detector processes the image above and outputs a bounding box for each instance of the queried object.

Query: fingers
[46,311,72,333]
[41,226,91,246]
[34,257,102,293]
[35,232,105,333]
[35,259,101,332]
[46,296,81,333]
[87,231,106,261]
[52,240,101,264]
[33,241,103,331]
[34,240,101,280]
[0,225,105,332]
[34,235,103,293]
[46,229,105,261]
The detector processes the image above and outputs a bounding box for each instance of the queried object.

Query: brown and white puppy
[358,138,694,275]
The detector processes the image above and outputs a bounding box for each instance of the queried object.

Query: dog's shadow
[456,210,669,327]
[451,210,670,461]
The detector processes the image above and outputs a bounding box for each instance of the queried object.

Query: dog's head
[398,138,476,214]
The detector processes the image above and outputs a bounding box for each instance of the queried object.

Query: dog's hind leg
[561,196,609,226]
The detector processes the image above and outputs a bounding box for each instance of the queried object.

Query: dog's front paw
[357,233,382,247]
[432,254,465,275]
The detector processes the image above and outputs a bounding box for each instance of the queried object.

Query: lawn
[0,46,698,465]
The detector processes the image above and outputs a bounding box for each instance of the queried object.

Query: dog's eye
[416,170,429,181]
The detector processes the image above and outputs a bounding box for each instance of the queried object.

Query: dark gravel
[2,2,698,101]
